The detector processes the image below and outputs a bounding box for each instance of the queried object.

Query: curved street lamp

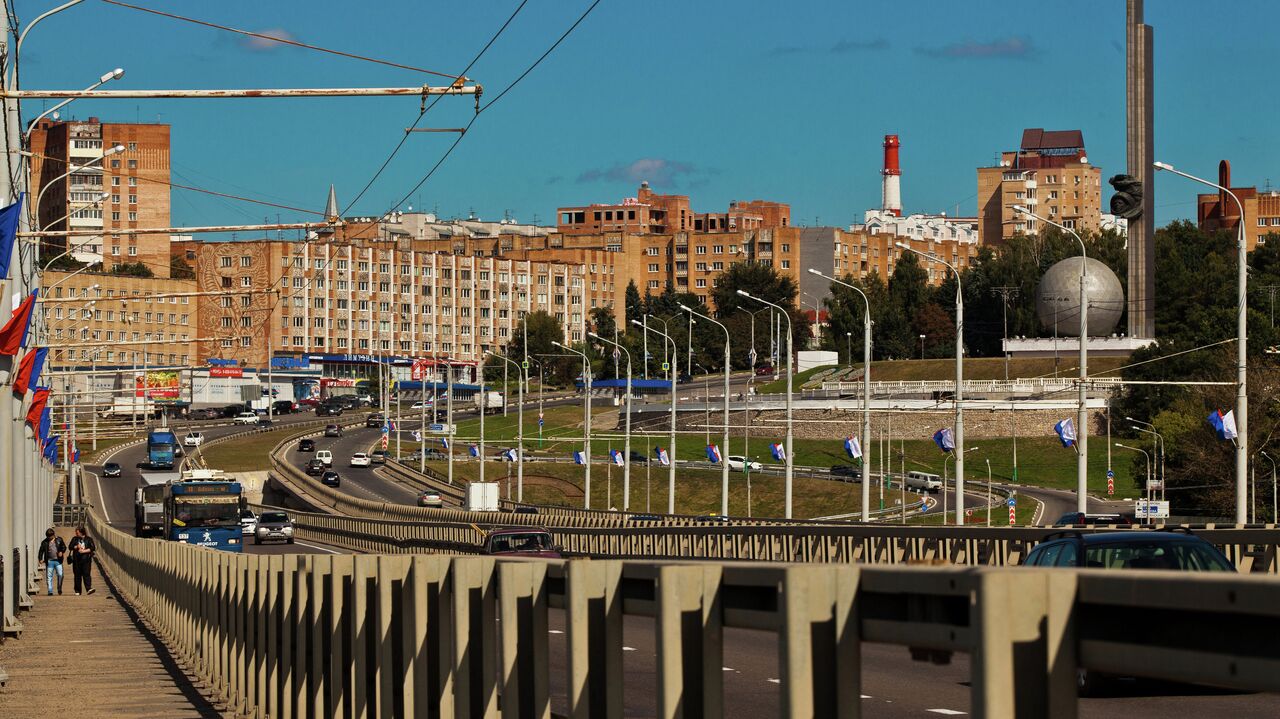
[736,290,795,518]
[589,331,632,511]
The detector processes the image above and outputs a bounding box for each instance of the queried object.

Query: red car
[754,365,775,376]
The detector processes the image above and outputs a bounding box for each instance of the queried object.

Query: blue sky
[18,0,1280,232]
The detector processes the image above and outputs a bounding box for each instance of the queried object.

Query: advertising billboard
[136,370,181,400]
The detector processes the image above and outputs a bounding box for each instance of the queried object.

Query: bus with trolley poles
[163,468,244,552]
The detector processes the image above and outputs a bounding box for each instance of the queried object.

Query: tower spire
[324,184,339,220]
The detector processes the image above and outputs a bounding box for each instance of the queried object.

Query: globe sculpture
[1035,256,1125,337]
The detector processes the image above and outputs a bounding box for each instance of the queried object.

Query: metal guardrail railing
[52,504,90,527]
[819,376,1125,395]
[86,506,1280,718]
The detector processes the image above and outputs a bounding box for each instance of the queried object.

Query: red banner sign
[209,366,243,378]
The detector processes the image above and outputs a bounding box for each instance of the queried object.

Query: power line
[341,0,530,215]
[100,0,464,80]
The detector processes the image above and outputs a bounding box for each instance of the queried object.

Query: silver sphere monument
[1035,256,1125,337]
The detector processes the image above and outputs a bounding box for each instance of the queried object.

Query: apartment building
[1196,159,1280,251]
[976,128,1105,246]
[192,229,612,367]
[29,118,172,275]
[799,226,979,302]
[557,182,791,236]
[41,270,199,368]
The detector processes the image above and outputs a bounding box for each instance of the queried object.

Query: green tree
[112,261,154,278]
[710,260,809,365]
[170,255,196,279]
[624,281,644,327]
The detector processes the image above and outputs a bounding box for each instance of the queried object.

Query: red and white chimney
[881,134,902,217]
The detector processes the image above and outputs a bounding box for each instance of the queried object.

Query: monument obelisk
[1127,0,1155,338]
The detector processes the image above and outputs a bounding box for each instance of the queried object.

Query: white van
[905,471,943,493]
[316,450,333,467]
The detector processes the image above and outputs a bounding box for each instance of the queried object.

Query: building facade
[41,270,199,368]
[1196,159,1280,252]
[976,128,1105,245]
[799,226,979,302]
[556,182,791,236]
[29,118,172,275]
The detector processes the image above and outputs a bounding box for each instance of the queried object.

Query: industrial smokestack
[881,134,902,217]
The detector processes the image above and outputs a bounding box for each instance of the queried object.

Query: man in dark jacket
[66,525,96,595]
[36,528,65,595]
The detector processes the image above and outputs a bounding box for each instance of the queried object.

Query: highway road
[80,410,349,556]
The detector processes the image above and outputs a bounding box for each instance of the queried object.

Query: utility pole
[992,286,1020,381]
[1258,285,1280,328]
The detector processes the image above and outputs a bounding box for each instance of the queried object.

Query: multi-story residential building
[798,227,979,302]
[192,221,612,367]
[976,128,1105,246]
[41,270,199,368]
[29,118,172,275]
[1196,159,1280,251]
[556,182,791,235]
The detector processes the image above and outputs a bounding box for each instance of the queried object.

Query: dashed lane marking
[766,678,780,684]
[926,710,966,716]
[549,629,564,634]
[622,646,637,652]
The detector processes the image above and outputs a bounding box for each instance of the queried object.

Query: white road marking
[548,629,564,634]
[861,695,872,699]
[926,710,966,716]
[722,667,734,671]
[622,646,637,652]
[766,678,780,684]
[292,540,343,555]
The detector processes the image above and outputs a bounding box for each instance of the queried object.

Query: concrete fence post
[498,560,552,719]
[778,565,862,719]
[566,559,624,719]
[451,556,499,718]
[656,564,725,719]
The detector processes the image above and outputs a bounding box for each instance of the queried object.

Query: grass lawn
[756,366,833,394]
[83,435,141,462]
[815,356,1130,384]
[195,431,286,472]
[435,460,866,519]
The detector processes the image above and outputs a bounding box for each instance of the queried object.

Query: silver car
[239,508,257,536]
[254,510,294,545]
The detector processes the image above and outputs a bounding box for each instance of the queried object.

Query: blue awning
[394,381,483,392]
[576,378,673,390]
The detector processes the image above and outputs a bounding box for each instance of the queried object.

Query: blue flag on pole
[440,437,449,449]
[1054,418,1076,448]
[932,428,956,452]
[655,446,670,466]
[610,449,624,466]
[844,436,862,459]
[705,444,722,463]
[770,442,786,461]
[573,450,586,465]
[0,194,23,280]
[469,444,479,458]
[1207,409,1238,440]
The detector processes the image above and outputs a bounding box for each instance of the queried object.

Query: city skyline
[20,0,1278,235]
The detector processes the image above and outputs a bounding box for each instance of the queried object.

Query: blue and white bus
[164,470,244,552]
[147,428,178,469]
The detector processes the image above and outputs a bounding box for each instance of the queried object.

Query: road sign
[1134,499,1170,519]
[1009,507,1017,525]
[521,360,529,369]
[1146,480,1164,491]
[1106,469,1115,479]
[1006,497,1016,508]
[380,434,388,450]
[661,362,670,372]
[965,509,972,518]
[1107,477,1115,496]
[428,423,455,435]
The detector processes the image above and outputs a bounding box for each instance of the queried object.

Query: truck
[473,391,504,415]
[103,397,159,419]
[147,428,179,469]
[466,482,499,511]
[133,471,178,537]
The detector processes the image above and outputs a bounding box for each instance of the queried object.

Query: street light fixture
[919,334,926,360]
[553,340,593,509]
[895,241,969,524]
[1127,418,1165,501]
[632,319,678,513]
[1015,204,1090,516]
[737,289,795,518]
[484,350,524,502]
[25,68,125,140]
[1115,443,1152,524]
[808,268,873,521]
[679,304,731,516]
[1155,160,1249,524]
[588,331,632,511]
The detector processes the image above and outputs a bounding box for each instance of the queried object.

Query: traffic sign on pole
[1106,469,1115,479]
[1006,497,1016,508]
[1009,506,1017,525]
[661,362,670,372]
[1107,477,1115,496]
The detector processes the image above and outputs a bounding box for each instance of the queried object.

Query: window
[112,177,120,187]
[128,160,137,169]
[648,263,659,272]
[220,256,233,268]
[241,337,251,347]
[240,256,252,267]
[128,211,137,221]
[110,160,120,169]
[128,194,137,204]
[110,245,120,256]
[241,276,252,288]
[646,247,660,256]
[128,245,137,256]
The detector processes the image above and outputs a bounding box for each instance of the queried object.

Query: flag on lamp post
[932,428,956,453]
[1054,418,1076,448]
[573,450,586,465]
[705,444,722,463]
[844,436,862,459]
[609,449,624,466]
[655,446,670,466]
[1207,410,1238,441]
[770,442,786,461]
[468,444,479,458]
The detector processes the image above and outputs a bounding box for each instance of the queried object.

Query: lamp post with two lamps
[736,290,795,517]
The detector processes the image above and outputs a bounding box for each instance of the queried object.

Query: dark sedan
[102,462,122,478]
[305,459,325,476]
[298,438,315,452]
[320,471,341,487]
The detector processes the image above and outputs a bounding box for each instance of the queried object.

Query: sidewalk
[0,532,221,718]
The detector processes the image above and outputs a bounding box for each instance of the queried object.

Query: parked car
[316,404,343,417]
[1022,530,1234,694]
[316,450,333,467]
[755,365,775,376]
[696,513,730,523]
[102,462,122,478]
[1053,512,1135,527]
[258,419,274,428]
[725,455,763,472]
[411,401,433,410]
[366,413,386,428]
[512,506,539,515]
[271,400,296,415]
[239,508,257,536]
[628,450,649,464]
[320,470,341,487]
[627,513,661,522]
[298,438,315,452]
[350,453,371,468]
[324,424,343,437]
[480,527,560,558]
[221,404,248,418]
[305,458,325,475]
[370,450,388,465]
[254,510,294,545]
[677,372,693,384]
[191,408,220,420]
[183,432,205,447]
[829,464,861,481]
[417,491,443,508]
[233,412,260,425]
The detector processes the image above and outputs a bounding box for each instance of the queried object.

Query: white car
[233,412,260,425]
[183,432,205,447]
[350,452,371,468]
[411,401,433,410]
[726,455,763,472]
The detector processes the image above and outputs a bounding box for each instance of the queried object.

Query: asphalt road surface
[81,410,349,556]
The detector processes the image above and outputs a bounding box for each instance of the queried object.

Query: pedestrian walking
[36,528,65,595]
[67,525,96,595]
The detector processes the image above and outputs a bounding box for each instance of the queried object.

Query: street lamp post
[737,290,795,518]
[919,334,926,360]
[633,319,678,513]
[1155,161,1249,524]
[896,242,968,524]
[588,332,632,512]
[1261,451,1277,524]
[808,268,873,521]
[1128,418,1165,501]
[24,68,124,141]
[485,350,524,502]
[1015,204,1090,515]
[1115,443,1151,524]
[554,341,592,509]
[680,304,731,516]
